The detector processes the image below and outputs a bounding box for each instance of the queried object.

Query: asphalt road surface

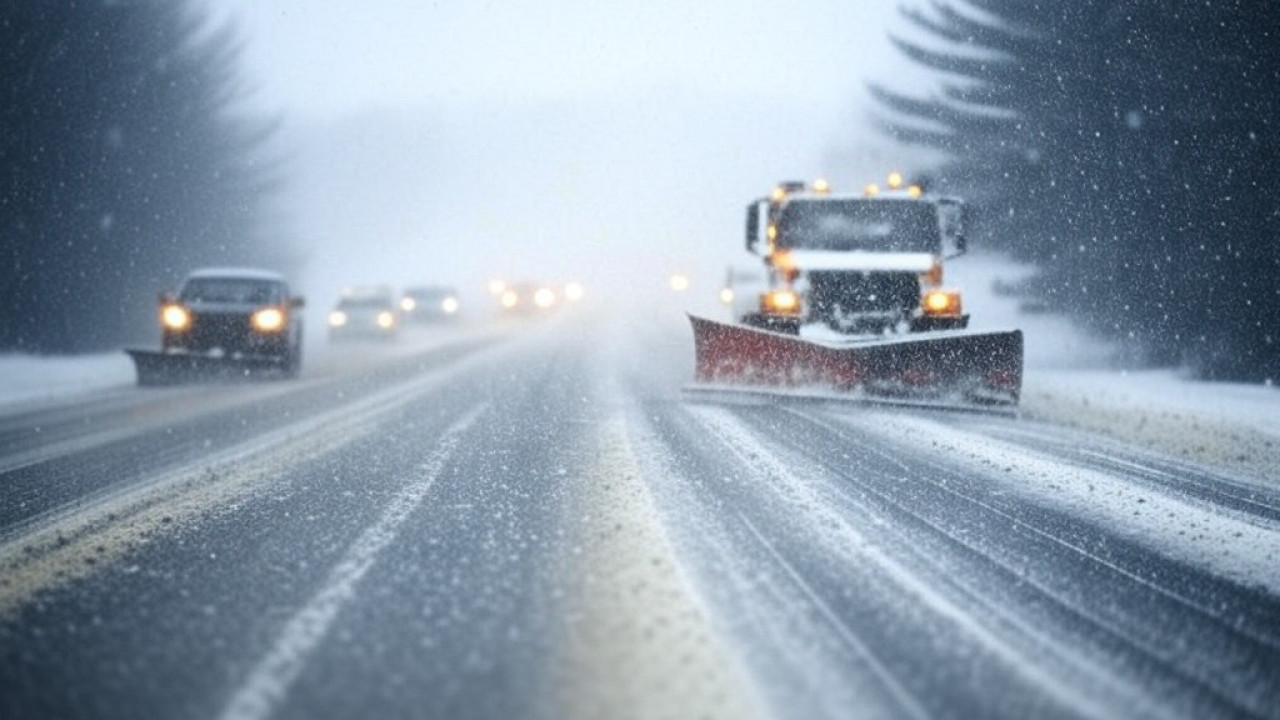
[2,307,1278,720]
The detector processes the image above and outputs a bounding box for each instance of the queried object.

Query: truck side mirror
[745,203,760,253]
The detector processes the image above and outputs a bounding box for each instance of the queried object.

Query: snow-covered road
[1,273,1277,718]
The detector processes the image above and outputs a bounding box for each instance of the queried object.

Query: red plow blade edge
[688,315,1023,407]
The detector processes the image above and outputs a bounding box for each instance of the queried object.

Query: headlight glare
[252,307,286,332]
[162,304,190,330]
[762,289,801,314]
[922,290,962,315]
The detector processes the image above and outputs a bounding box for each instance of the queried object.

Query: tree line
[1,0,288,353]
[874,0,1278,381]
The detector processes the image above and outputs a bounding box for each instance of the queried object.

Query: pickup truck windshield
[777,198,941,253]
[180,278,281,305]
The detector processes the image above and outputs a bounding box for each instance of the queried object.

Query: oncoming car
[328,287,400,341]
[126,267,305,384]
[496,282,558,315]
[399,285,461,322]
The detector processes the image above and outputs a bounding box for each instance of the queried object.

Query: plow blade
[689,315,1023,407]
[126,349,282,386]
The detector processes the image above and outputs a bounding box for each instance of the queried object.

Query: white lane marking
[219,404,486,720]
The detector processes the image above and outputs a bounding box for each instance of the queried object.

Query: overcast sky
[215,0,903,116]
[207,1,930,309]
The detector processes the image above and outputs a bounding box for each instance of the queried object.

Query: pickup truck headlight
[252,307,286,332]
[161,304,190,331]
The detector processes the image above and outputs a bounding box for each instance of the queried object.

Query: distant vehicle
[718,265,765,323]
[399,286,460,322]
[126,268,305,385]
[497,282,557,314]
[328,287,400,341]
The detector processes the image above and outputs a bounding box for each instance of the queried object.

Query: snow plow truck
[127,268,305,385]
[688,176,1023,408]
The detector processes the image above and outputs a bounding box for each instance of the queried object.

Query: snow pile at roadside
[0,352,135,409]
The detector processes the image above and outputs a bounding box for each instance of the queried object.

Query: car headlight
[442,296,459,314]
[376,310,396,329]
[719,288,734,304]
[328,311,348,327]
[252,307,286,332]
[922,290,962,316]
[534,288,556,308]
[400,297,417,312]
[161,304,190,331]
[564,283,584,302]
[500,290,519,308]
[762,289,801,315]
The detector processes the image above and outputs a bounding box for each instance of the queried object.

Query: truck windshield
[777,199,941,253]
[181,278,281,304]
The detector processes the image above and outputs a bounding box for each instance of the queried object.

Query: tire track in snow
[957,419,1280,523]
[801,406,1280,717]
[829,410,1280,598]
[769,406,1270,717]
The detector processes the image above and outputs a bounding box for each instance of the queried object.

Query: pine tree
[872,0,1279,379]
[0,0,287,352]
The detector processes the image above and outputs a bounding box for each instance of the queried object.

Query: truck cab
[743,177,968,335]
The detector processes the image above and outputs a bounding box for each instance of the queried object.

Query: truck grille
[185,312,255,353]
[808,271,919,319]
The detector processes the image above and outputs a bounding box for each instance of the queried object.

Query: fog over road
[2,307,1278,719]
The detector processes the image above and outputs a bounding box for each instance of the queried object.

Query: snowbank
[0,352,136,409]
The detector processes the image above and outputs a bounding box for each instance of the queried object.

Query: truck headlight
[376,310,396,329]
[922,290,962,316]
[328,311,348,327]
[400,297,417,312]
[534,288,556,308]
[442,296,459,314]
[762,289,802,315]
[719,288,734,304]
[252,307,286,332]
[161,304,190,331]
